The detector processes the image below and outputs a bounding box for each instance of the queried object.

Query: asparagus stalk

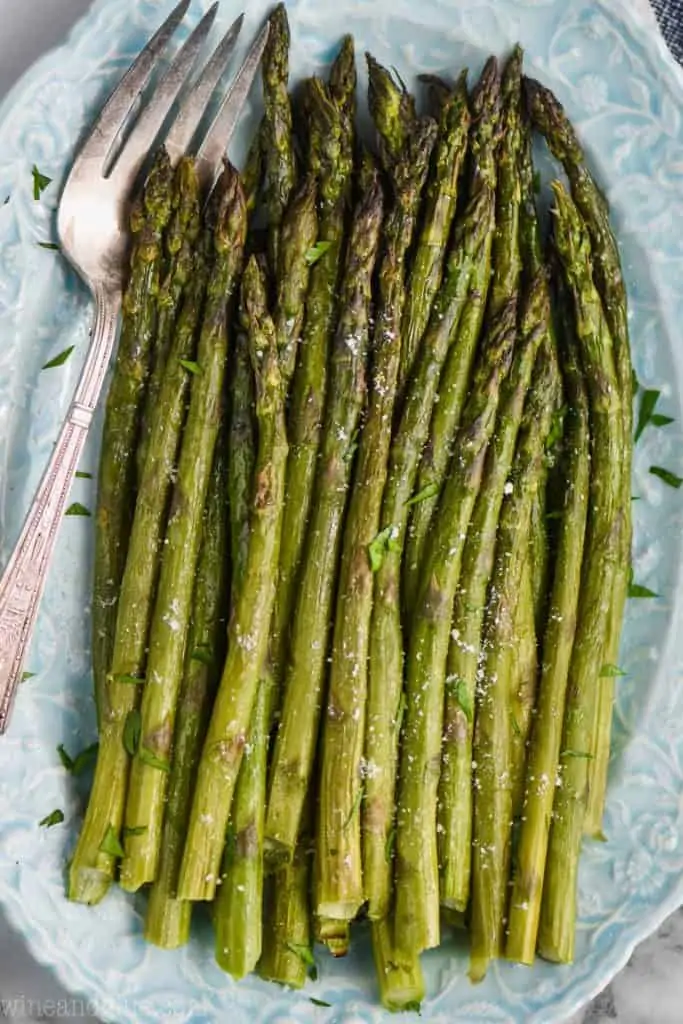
[398,70,470,392]
[69,152,176,905]
[262,3,297,269]
[137,157,201,477]
[510,562,540,816]
[120,168,246,891]
[363,181,495,922]
[271,68,355,700]
[215,677,271,977]
[242,120,264,213]
[215,175,314,957]
[328,34,357,157]
[470,336,559,981]
[506,287,590,966]
[394,300,516,960]
[267,163,385,872]
[273,174,318,386]
[537,182,624,963]
[526,79,633,834]
[227,329,256,591]
[258,850,311,989]
[144,439,230,948]
[438,49,525,912]
[372,919,425,1013]
[403,58,502,613]
[91,148,173,731]
[315,916,350,958]
[297,60,436,893]
[178,256,288,901]
[439,282,547,914]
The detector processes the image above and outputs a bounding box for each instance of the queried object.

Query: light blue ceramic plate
[1,1,682,1021]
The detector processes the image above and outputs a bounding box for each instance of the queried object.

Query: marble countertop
[0,0,679,1021]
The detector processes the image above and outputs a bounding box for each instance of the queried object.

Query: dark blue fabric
[652,0,683,64]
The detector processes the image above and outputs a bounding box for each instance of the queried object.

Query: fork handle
[0,288,121,733]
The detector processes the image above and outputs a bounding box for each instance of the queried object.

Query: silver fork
[0,0,268,734]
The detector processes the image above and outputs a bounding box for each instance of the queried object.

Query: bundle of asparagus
[69,4,637,1011]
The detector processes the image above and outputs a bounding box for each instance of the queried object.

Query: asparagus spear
[262,3,297,269]
[178,256,288,901]
[398,70,470,392]
[258,850,311,989]
[438,49,525,912]
[295,60,436,892]
[537,182,624,963]
[273,174,318,386]
[267,163,385,872]
[215,677,271,977]
[328,34,357,158]
[439,278,546,915]
[271,70,355,701]
[372,919,425,1013]
[136,157,201,478]
[362,181,495,922]
[506,288,590,966]
[215,263,267,976]
[145,439,230,948]
[227,329,256,591]
[394,299,516,960]
[215,175,314,958]
[470,336,559,982]
[510,562,540,815]
[91,148,173,731]
[526,79,633,834]
[242,120,264,213]
[315,916,350,958]
[120,168,246,891]
[403,58,502,613]
[69,153,178,905]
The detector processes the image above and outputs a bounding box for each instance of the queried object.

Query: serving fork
[0,0,268,733]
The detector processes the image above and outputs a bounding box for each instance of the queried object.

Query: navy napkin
[652,0,683,63]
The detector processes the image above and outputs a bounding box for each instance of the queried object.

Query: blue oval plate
[1,1,683,1021]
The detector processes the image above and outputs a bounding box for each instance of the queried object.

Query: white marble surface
[0,0,679,1022]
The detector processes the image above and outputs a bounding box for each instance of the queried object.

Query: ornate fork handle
[0,287,120,732]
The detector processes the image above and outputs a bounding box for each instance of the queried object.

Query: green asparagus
[470,335,559,981]
[70,151,175,904]
[92,148,173,731]
[526,78,633,835]
[271,70,355,701]
[137,156,201,477]
[438,48,525,912]
[394,299,516,960]
[267,162,384,872]
[120,167,246,891]
[399,70,470,392]
[262,3,297,269]
[297,60,436,892]
[404,58,502,613]
[439,277,546,914]
[273,174,318,386]
[178,256,288,901]
[145,439,230,948]
[537,182,624,963]
[372,919,425,1013]
[507,286,590,966]
[363,182,495,922]
[258,850,311,989]
[215,678,271,977]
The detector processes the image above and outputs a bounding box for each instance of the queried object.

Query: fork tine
[110,3,220,188]
[195,21,270,193]
[72,0,191,173]
[165,12,245,168]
